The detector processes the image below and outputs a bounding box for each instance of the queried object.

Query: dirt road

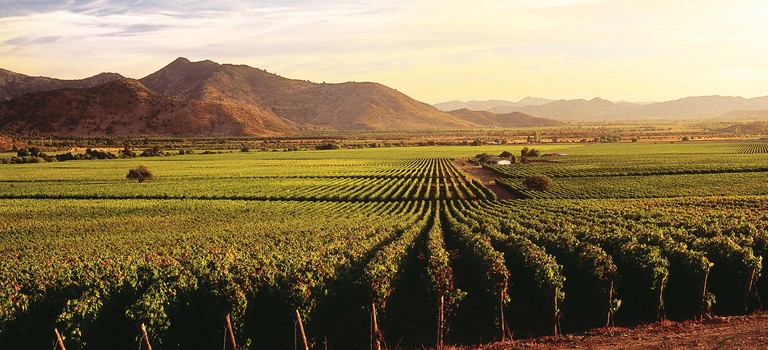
[454,160,515,200]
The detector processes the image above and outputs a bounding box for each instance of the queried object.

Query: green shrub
[523,174,554,191]
[127,165,155,183]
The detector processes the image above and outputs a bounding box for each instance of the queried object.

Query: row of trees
[1,146,191,165]
[475,148,542,164]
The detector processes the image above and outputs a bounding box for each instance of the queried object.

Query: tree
[127,165,155,183]
[475,153,493,163]
[523,174,554,191]
[121,147,136,158]
[141,146,163,157]
[521,147,540,157]
[498,151,517,163]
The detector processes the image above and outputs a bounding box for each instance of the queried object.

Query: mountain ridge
[0,69,124,101]
[434,97,554,112]
[439,95,768,120]
[0,58,564,136]
[0,78,295,136]
[139,57,477,131]
[447,108,565,128]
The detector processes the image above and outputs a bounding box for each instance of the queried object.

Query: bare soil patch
[461,313,768,350]
[454,160,515,200]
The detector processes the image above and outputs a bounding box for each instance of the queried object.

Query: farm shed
[485,158,512,165]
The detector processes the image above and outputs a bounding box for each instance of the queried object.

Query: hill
[447,108,564,127]
[0,68,123,101]
[499,97,632,120]
[140,58,475,131]
[715,109,768,121]
[0,58,476,135]
[636,95,768,120]
[434,97,554,112]
[1,58,571,136]
[0,78,295,136]
[718,121,768,134]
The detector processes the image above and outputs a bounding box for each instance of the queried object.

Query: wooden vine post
[656,275,666,321]
[371,303,382,350]
[436,296,444,350]
[139,323,153,350]
[552,286,560,337]
[753,278,764,311]
[743,268,756,313]
[225,313,238,350]
[700,267,711,320]
[606,280,615,327]
[54,328,66,350]
[499,290,508,341]
[295,309,309,350]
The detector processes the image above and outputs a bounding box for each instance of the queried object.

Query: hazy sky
[1,0,767,103]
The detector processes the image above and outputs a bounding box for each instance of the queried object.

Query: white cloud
[1,0,767,102]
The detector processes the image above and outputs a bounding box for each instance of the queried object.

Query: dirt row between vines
[454,313,768,350]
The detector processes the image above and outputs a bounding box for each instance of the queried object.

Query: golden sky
[1,0,767,103]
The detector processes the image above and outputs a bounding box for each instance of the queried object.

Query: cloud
[1,0,767,102]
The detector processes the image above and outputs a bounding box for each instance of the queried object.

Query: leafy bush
[499,151,517,163]
[127,165,155,183]
[521,147,540,157]
[141,146,163,157]
[121,147,137,158]
[85,148,116,159]
[474,153,493,163]
[523,174,554,191]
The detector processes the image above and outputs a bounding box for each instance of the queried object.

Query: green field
[2,141,768,349]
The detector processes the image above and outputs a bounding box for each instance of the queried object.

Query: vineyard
[735,143,768,154]
[1,142,767,349]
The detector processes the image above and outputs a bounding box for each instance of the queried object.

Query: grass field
[1,140,768,349]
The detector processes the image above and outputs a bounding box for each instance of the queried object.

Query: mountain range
[446,109,564,128]
[0,58,559,137]
[436,96,768,121]
[433,97,555,112]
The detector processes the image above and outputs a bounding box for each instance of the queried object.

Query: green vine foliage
[3,151,768,348]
